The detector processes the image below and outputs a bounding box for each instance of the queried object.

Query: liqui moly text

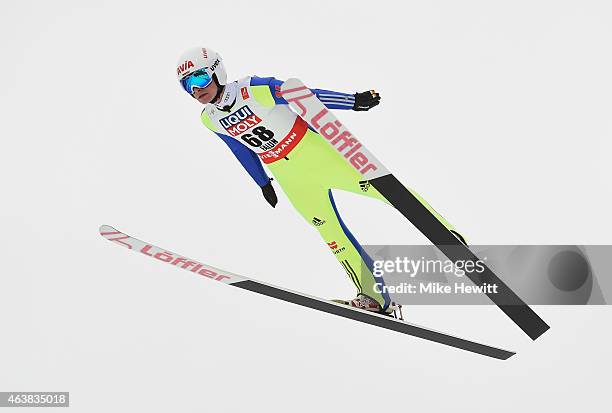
[219,105,262,137]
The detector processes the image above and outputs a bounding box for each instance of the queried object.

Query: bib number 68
[241,126,275,147]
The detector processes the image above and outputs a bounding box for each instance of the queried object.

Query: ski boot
[332,293,403,320]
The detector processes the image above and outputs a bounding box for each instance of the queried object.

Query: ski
[280,79,549,340]
[100,225,515,360]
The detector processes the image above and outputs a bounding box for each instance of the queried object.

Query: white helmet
[176,47,227,92]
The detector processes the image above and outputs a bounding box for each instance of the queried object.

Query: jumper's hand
[261,179,278,208]
[353,90,381,111]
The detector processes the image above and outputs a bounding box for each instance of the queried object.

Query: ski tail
[369,174,550,339]
[99,225,515,360]
[234,280,514,360]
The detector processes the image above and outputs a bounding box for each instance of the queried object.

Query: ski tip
[99,224,118,235]
[280,78,305,92]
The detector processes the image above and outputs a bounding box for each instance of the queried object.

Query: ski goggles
[180,69,213,94]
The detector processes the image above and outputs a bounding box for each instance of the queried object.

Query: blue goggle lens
[181,69,213,94]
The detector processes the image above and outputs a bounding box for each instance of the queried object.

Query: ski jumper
[200,76,460,311]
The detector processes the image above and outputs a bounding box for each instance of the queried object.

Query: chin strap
[213,78,238,112]
[219,104,233,112]
[212,86,224,105]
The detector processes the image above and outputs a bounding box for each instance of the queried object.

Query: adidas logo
[359,180,370,192]
[312,217,326,226]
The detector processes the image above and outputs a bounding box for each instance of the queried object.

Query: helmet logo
[177,60,195,76]
[210,58,220,72]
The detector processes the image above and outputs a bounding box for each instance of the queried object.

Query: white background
[1,0,610,411]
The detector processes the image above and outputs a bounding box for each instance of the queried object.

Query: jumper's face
[192,81,218,105]
[180,67,218,104]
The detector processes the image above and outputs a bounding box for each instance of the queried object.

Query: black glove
[353,90,381,111]
[261,179,277,208]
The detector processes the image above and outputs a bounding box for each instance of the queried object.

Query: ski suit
[200,76,458,311]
